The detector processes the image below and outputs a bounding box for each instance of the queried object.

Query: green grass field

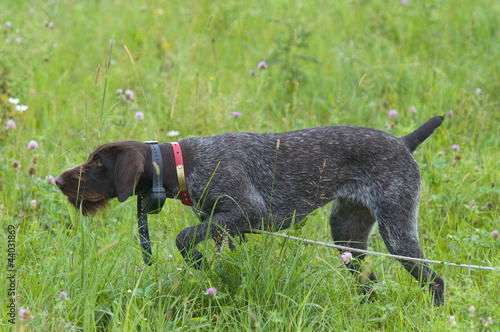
[1,0,499,330]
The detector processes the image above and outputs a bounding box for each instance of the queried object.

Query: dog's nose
[55,176,64,188]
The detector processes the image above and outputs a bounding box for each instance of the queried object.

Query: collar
[142,141,167,213]
[137,140,169,266]
[170,142,192,206]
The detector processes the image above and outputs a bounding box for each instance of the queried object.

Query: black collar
[137,141,167,265]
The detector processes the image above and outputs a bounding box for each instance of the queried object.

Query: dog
[56,116,445,306]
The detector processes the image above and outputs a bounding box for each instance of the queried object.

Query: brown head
[56,141,147,215]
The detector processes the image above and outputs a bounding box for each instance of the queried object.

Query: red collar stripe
[170,142,192,206]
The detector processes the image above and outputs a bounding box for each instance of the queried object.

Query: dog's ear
[114,149,145,202]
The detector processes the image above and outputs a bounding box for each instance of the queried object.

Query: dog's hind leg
[329,198,378,290]
[374,203,445,306]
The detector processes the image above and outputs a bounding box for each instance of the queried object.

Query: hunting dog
[56,116,445,306]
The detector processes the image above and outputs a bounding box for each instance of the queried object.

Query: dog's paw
[430,282,445,307]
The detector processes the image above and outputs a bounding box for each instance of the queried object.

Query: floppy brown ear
[114,149,145,202]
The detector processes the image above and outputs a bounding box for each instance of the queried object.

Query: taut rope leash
[250,229,499,272]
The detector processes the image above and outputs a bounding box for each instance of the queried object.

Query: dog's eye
[93,157,103,167]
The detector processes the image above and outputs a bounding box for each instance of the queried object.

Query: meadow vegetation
[0,0,499,330]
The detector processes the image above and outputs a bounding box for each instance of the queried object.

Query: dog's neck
[135,142,189,200]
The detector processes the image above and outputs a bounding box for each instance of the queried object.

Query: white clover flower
[8,97,20,104]
[15,105,29,112]
[166,130,180,137]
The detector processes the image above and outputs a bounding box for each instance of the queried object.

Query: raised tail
[399,116,444,152]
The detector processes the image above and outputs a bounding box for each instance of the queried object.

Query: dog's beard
[65,191,109,216]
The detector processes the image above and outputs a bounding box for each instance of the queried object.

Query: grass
[1,0,499,330]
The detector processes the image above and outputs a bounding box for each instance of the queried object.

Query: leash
[250,229,499,271]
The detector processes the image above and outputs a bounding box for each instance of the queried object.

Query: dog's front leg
[176,221,218,269]
[176,212,244,269]
[215,232,248,253]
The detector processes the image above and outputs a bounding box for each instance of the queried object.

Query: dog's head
[56,141,146,215]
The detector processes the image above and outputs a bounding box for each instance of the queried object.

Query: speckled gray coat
[174,116,445,306]
[55,116,445,306]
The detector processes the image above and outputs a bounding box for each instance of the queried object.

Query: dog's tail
[399,115,444,153]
